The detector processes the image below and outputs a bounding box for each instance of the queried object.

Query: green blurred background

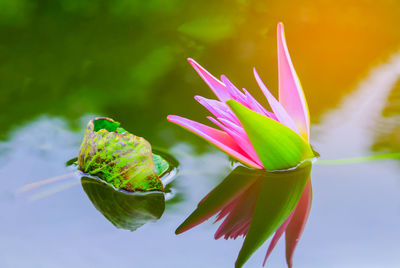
[1,0,399,151]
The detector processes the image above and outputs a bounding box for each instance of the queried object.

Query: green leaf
[77,117,164,192]
[235,164,312,268]
[227,100,314,170]
[152,153,169,177]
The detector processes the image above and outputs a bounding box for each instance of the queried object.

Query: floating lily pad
[152,153,169,177]
[77,117,165,192]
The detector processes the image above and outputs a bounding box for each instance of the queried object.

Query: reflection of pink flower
[176,165,311,268]
[168,22,312,267]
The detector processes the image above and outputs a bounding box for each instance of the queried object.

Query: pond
[0,1,399,267]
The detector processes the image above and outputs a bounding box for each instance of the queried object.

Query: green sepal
[227,100,314,170]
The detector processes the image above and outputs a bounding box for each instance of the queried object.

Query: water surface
[1,1,400,267]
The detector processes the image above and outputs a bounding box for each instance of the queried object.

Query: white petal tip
[253,68,260,78]
[167,115,177,122]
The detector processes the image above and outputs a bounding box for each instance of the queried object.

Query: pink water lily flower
[168,22,312,267]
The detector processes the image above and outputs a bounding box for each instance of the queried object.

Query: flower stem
[316,153,400,165]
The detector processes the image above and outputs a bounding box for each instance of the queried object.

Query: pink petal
[242,88,277,120]
[195,95,241,125]
[188,58,231,102]
[277,23,310,139]
[167,115,262,169]
[253,68,300,134]
[285,180,312,268]
[220,75,248,106]
[207,116,227,131]
[217,117,246,137]
[208,117,262,167]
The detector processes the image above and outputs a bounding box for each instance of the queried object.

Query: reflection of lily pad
[81,176,165,231]
[77,117,164,192]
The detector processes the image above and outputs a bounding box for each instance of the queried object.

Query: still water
[0,1,400,267]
